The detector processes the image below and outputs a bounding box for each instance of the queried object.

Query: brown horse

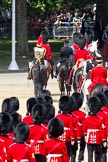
[58,63,71,96]
[31,46,52,97]
[31,63,48,97]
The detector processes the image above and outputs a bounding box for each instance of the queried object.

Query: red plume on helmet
[36,35,43,47]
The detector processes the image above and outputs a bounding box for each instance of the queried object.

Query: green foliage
[0,39,64,60]
[0,0,11,8]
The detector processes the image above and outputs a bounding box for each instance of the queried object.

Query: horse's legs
[59,78,65,96]
[34,81,42,97]
[65,83,71,96]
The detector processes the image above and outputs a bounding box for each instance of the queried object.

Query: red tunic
[43,138,69,162]
[23,115,33,126]
[101,106,108,114]
[74,49,89,68]
[28,124,48,155]
[74,49,89,62]
[42,43,52,61]
[88,66,108,91]
[6,143,36,162]
[0,135,14,162]
[83,115,107,144]
[71,110,86,138]
[55,113,79,142]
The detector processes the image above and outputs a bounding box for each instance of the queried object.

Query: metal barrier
[0,22,82,39]
[0,23,12,39]
[53,22,82,39]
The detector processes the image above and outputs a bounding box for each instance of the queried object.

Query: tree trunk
[16,0,29,56]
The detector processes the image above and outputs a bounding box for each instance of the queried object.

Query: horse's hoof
[27,77,32,80]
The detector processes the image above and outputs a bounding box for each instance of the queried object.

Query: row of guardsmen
[0,88,108,162]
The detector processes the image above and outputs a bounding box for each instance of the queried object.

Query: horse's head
[88,40,98,53]
[88,40,101,58]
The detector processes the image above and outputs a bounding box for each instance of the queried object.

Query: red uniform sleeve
[74,53,77,62]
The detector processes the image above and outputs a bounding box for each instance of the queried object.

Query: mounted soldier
[27,33,53,80]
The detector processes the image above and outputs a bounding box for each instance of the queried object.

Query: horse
[88,40,102,59]
[31,63,48,97]
[57,61,71,96]
[30,46,52,97]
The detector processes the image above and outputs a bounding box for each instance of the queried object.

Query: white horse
[88,40,102,58]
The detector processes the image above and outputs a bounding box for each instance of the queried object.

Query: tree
[16,0,29,56]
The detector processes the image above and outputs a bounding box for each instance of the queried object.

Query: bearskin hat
[36,35,43,47]
[2,98,17,113]
[36,96,46,105]
[48,118,64,138]
[72,92,83,110]
[32,103,47,124]
[0,112,13,135]
[41,30,49,43]
[104,89,108,105]
[26,97,38,115]
[14,122,29,143]
[59,95,75,113]
[10,97,20,111]
[10,112,22,130]
[44,95,53,105]
[40,89,51,97]
[43,104,55,124]
[77,36,86,49]
[88,96,101,115]
[96,93,107,108]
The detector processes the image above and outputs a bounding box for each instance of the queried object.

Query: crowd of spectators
[0,4,102,41]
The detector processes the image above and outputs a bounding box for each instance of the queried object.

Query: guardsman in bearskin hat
[87,59,108,92]
[56,95,80,162]
[71,92,86,162]
[83,96,107,162]
[42,103,55,130]
[8,111,22,139]
[6,122,36,162]
[23,97,38,125]
[28,103,47,162]
[96,93,108,162]
[43,117,69,162]
[0,112,14,161]
[44,95,53,105]
[1,97,17,113]
[102,89,108,114]
[39,89,51,98]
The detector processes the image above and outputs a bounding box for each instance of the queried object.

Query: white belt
[13,159,29,162]
[47,154,62,158]
[30,140,44,144]
[87,129,100,133]
[64,127,70,130]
